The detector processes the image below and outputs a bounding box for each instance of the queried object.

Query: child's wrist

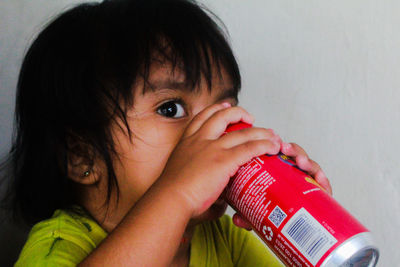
[150,177,195,220]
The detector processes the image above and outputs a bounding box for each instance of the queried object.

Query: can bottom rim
[320,232,379,267]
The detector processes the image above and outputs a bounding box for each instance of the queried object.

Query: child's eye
[157,100,186,118]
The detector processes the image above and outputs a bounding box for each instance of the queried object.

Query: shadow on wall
[0,219,29,266]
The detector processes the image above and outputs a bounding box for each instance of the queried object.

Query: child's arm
[79,103,281,266]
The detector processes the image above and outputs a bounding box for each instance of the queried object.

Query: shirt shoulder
[15,208,107,267]
[190,215,284,267]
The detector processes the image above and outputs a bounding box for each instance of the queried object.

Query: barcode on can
[282,208,337,265]
[268,205,287,228]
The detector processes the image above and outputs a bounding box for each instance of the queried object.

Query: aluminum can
[224,122,379,267]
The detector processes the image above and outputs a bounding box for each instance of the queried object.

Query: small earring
[83,170,90,177]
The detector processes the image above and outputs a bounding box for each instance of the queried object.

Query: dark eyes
[157,100,186,118]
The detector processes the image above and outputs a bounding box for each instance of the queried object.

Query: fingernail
[221,102,231,108]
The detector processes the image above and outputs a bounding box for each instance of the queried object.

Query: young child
[2,0,332,266]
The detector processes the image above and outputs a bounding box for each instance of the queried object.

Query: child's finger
[183,102,231,137]
[315,170,333,195]
[232,213,252,231]
[229,139,281,171]
[219,127,280,149]
[281,142,314,171]
[297,157,333,194]
[296,156,321,177]
[281,142,307,158]
[196,106,254,139]
[282,142,333,195]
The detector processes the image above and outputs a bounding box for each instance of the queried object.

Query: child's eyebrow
[216,87,239,105]
[144,79,239,105]
[145,79,188,92]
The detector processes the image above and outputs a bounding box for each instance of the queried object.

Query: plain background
[1,0,398,266]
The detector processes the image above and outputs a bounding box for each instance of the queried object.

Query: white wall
[201,0,398,266]
[1,0,398,266]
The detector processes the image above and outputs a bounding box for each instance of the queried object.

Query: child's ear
[68,161,100,185]
[67,143,101,185]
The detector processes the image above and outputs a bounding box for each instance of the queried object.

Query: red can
[224,122,379,267]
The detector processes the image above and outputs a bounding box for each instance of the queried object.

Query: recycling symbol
[262,226,273,241]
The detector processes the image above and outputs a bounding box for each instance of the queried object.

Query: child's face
[108,61,238,226]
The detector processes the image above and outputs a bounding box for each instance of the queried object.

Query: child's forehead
[140,61,237,99]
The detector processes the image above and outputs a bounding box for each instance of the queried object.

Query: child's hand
[232,141,333,230]
[281,142,332,195]
[157,103,281,218]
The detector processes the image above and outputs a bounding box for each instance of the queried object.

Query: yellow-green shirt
[15,209,283,266]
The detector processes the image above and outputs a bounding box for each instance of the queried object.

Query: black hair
[1,0,241,225]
